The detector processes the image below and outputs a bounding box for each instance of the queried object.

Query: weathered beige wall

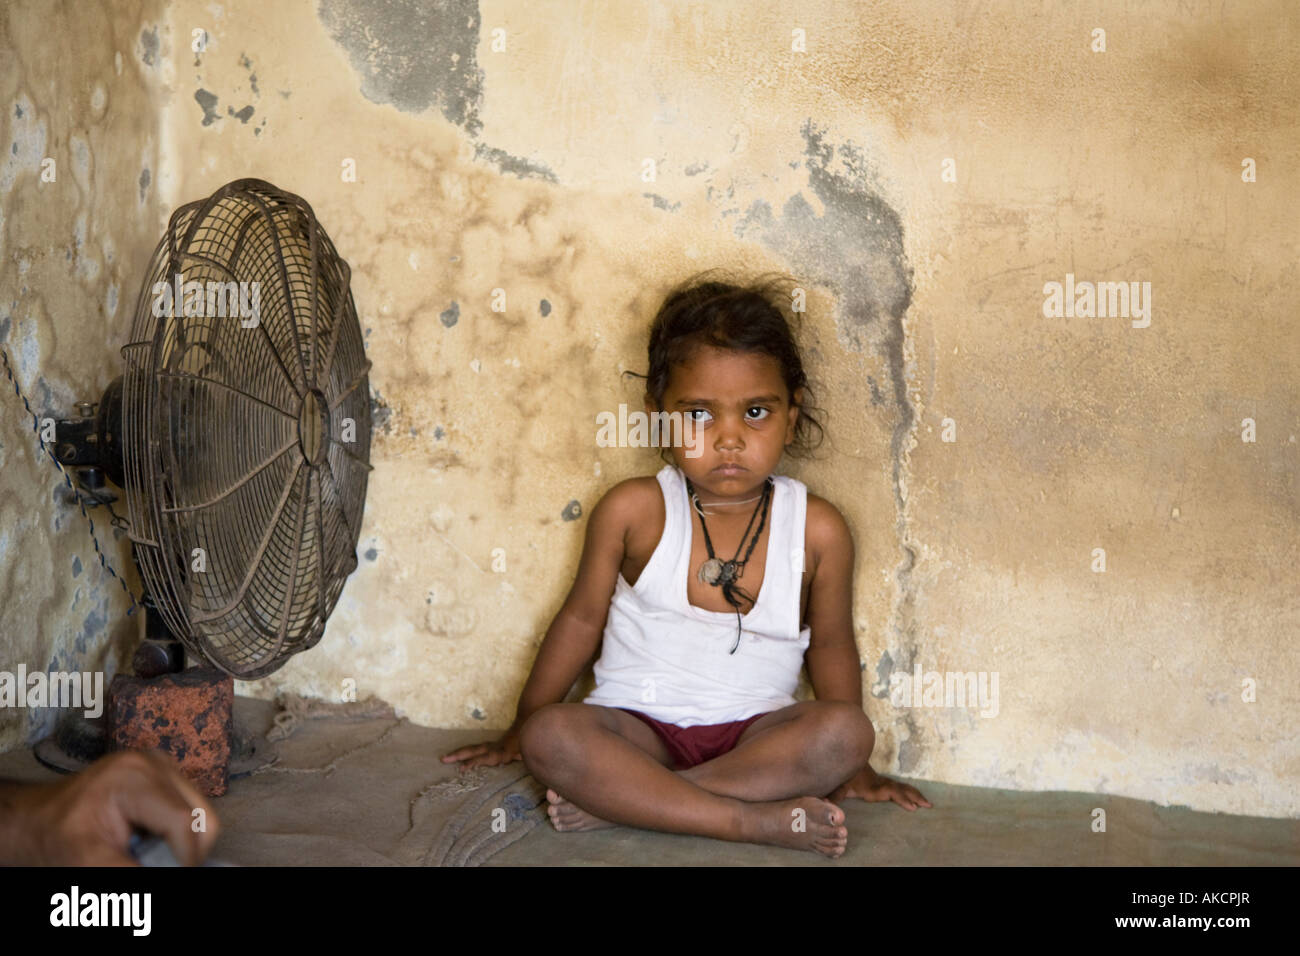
[0,0,165,748]
[3,0,1295,818]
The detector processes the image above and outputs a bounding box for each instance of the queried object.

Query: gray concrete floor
[2,696,1296,866]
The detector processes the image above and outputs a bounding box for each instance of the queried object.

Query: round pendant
[697,558,724,585]
[718,561,738,586]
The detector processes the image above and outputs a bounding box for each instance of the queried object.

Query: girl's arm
[805,497,933,810]
[802,495,863,704]
[510,481,639,725]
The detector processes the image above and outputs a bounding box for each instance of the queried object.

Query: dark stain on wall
[318,0,558,182]
[643,193,681,212]
[318,0,485,133]
[369,386,392,432]
[139,27,159,67]
[75,606,107,657]
[473,144,557,182]
[737,120,922,767]
[239,53,260,95]
[737,120,916,520]
[194,89,220,126]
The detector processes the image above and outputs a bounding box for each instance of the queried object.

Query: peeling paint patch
[643,192,681,212]
[539,299,551,317]
[318,0,484,133]
[195,89,221,126]
[138,167,151,204]
[472,143,557,182]
[896,730,921,774]
[13,317,40,378]
[439,301,459,328]
[73,211,99,281]
[866,374,884,406]
[227,104,254,123]
[369,387,392,431]
[70,135,90,191]
[77,605,107,658]
[737,118,918,681]
[561,500,582,521]
[2,94,47,196]
[239,53,261,96]
[737,121,911,351]
[139,27,159,67]
[871,649,894,698]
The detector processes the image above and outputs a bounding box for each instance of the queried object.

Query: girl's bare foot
[546,789,848,858]
[546,789,618,832]
[743,796,848,858]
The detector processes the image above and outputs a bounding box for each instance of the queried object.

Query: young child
[443,274,930,857]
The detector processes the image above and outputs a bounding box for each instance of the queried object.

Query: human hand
[0,749,220,866]
[439,728,522,771]
[830,766,933,811]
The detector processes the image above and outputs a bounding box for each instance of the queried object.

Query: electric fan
[26,178,372,789]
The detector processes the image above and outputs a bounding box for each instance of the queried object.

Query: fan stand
[34,594,277,793]
[33,385,275,793]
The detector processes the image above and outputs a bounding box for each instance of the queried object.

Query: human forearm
[0,751,218,866]
[0,781,45,865]
[510,610,603,728]
[805,642,864,706]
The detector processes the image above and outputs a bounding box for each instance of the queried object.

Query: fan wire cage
[120,179,371,678]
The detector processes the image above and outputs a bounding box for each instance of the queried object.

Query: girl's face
[650,345,802,503]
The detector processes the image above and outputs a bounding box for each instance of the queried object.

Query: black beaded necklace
[685,475,774,654]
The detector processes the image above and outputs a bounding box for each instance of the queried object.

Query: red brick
[107,668,233,796]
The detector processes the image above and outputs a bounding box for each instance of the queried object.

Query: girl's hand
[830,766,933,811]
[440,728,523,771]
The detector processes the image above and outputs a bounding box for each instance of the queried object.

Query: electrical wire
[0,345,141,614]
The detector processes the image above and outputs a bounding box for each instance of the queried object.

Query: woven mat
[396,763,549,867]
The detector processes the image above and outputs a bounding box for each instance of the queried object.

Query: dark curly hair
[623,269,826,465]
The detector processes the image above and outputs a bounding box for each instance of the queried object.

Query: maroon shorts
[618,708,770,770]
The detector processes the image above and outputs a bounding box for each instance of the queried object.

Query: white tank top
[582,464,812,726]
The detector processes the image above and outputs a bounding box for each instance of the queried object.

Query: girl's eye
[685,407,769,422]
